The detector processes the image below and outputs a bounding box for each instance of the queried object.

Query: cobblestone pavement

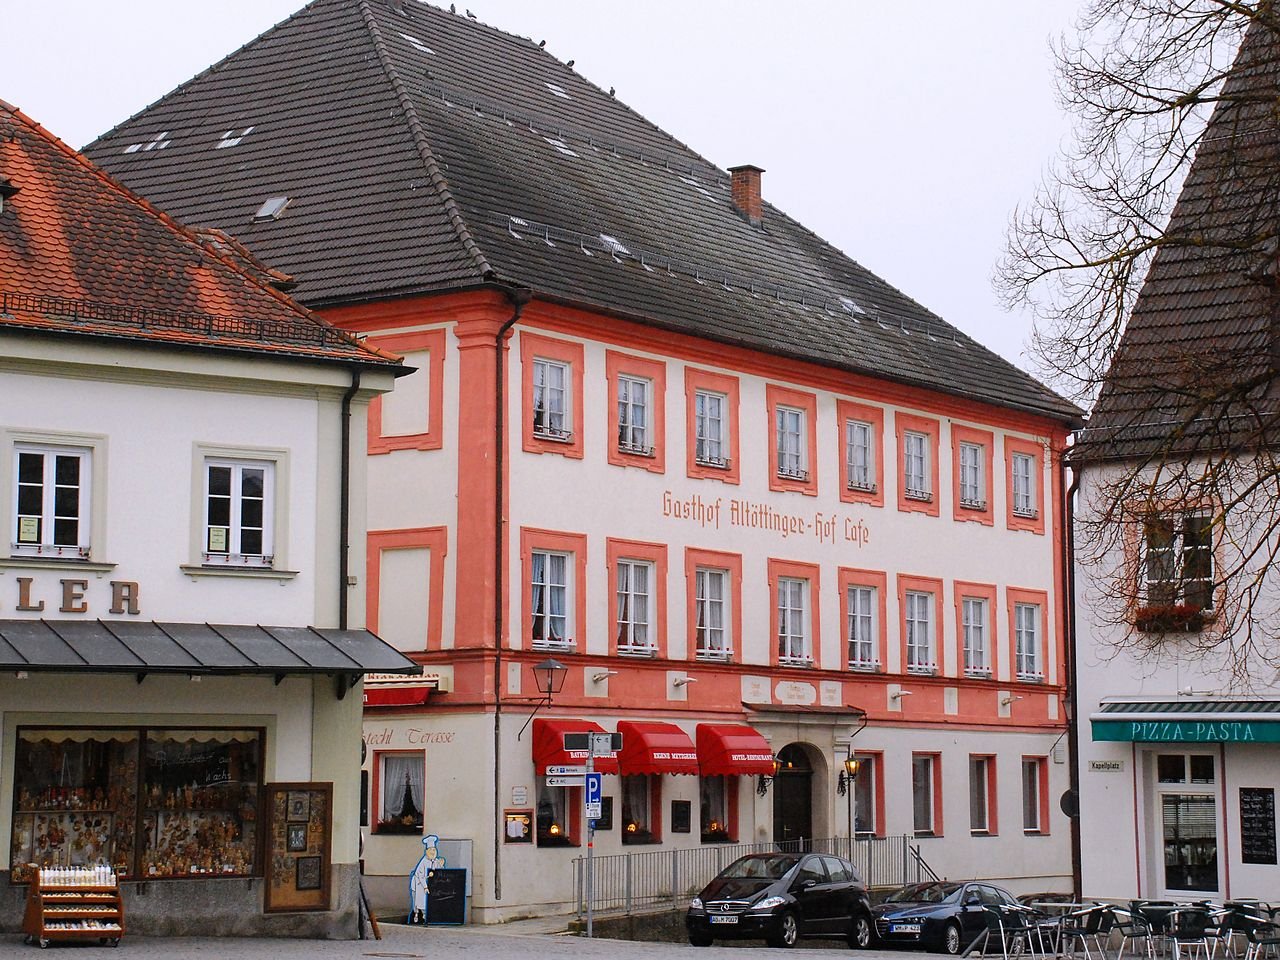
[0,924,919,959]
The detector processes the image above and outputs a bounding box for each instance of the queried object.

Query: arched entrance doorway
[772,743,813,847]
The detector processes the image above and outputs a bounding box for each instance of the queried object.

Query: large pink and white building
[88,0,1082,920]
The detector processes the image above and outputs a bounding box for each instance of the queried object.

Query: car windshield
[720,855,797,880]
[886,882,963,904]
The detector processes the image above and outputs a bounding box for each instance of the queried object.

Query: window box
[1013,506,1039,520]
[696,648,735,662]
[1134,603,1206,634]
[965,668,993,679]
[533,425,574,442]
[907,664,938,675]
[618,644,657,658]
[847,479,877,494]
[778,655,814,668]
[960,497,988,510]
[618,440,655,458]
[374,818,424,835]
[849,662,882,673]
[531,638,575,652]
[905,487,933,503]
[695,454,731,469]
[777,466,809,482]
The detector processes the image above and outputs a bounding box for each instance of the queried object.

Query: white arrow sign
[545,775,585,788]
[546,765,587,776]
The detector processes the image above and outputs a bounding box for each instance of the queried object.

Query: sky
[4,0,1082,378]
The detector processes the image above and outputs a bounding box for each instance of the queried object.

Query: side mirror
[800,879,818,890]
[965,894,982,906]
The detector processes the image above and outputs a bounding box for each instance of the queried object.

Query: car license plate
[891,923,922,934]
[710,915,738,925]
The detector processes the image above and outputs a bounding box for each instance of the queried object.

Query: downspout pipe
[339,368,362,630]
[493,287,532,902]
[1064,452,1083,902]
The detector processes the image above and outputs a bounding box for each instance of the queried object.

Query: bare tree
[998,2,1280,683]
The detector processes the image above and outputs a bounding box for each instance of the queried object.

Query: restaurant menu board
[1240,787,1277,865]
[426,868,466,925]
[263,783,332,912]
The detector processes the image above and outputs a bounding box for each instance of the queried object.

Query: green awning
[1091,699,1280,743]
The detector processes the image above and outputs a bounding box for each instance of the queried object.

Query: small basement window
[253,196,291,221]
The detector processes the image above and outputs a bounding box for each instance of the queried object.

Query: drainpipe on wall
[1064,455,1083,901]
[493,287,532,902]
[339,368,362,630]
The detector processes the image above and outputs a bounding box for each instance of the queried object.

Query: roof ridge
[82,0,329,153]
[359,0,492,279]
[1,100,386,362]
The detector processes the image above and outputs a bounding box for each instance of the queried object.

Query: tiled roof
[84,0,1078,423]
[0,100,398,367]
[1076,23,1280,460]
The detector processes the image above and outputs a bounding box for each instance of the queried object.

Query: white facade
[0,332,397,935]
[1075,463,1280,902]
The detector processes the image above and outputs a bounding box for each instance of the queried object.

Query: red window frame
[897,413,941,517]
[837,400,885,507]
[766,384,819,496]
[521,331,585,459]
[367,329,446,454]
[684,368,741,484]
[951,425,994,525]
[1005,436,1046,535]
[606,351,667,473]
[606,538,668,658]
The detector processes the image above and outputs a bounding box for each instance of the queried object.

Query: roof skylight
[399,32,434,54]
[543,136,579,158]
[123,131,171,154]
[216,126,255,149]
[253,196,291,221]
[544,82,571,100]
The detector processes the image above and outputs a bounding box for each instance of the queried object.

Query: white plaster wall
[1074,463,1280,900]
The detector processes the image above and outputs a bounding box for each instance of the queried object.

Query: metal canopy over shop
[616,721,698,775]
[531,718,620,774]
[1091,698,1280,743]
[0,620,417,678]
[696,723,776,775]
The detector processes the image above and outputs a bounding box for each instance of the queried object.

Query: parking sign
[584,772,602,820]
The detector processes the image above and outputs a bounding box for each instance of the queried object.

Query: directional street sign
[545,775,584,788]
[546,765,587,776]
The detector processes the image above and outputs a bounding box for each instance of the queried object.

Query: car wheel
[848,913,873,949]
[689,933,714,948]
[941,921,964,956]
[767,910,800,948]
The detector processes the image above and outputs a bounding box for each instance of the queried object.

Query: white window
[13,445,91,558]
[532,358,571,440]
[912,755,936,835]
[204,459,274,566]
[904,431,931,500]
[1012,452,1037,518]
[959,442,986,508]
[962,598,989,675]
[530,549,572,648]
[776,577,811,665]
[1015,603,1042,680]
[695,567,731,659]
[377,752,424,833]
[617,375,652,455]
[1022,759,1043,832]
[853,755,876,835]
[970,756,991,833]
[847,585,878,670]
[616,558,654,654]
[1143,514,1215,610]
[846,420,875,492]
[694,390,728,467]
[775,406,807,480]
[622,774,655,843]
[905,590,935,672]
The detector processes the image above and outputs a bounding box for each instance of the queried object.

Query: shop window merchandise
[10,727,262,883]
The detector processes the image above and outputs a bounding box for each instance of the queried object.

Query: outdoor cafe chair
[970,904,1034,960]
[1056,904,1117,960]
[1243,919,1280,960]
[1167,906,1215,960]
[1115,904,1156,960]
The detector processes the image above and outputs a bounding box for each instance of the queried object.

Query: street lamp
[756,756,782,797]
[516,657,568,739]
[837,757,861,796]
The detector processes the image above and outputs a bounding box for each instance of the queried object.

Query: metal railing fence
[574,835,931,918]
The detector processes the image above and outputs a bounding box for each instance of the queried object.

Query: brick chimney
[729,164,764,225]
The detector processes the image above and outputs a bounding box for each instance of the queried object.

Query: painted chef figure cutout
[408,834,445,924]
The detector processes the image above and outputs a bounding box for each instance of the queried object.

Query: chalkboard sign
[427,868,467,925]
[671,800,692,834]
[1240,787,1277,865]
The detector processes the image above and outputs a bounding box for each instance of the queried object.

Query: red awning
[617,721,699,775]
[532,718,620,775]
[363,684,431,707]
[696,723,776,775]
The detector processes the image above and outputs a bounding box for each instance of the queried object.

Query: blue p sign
[585,772,602,806]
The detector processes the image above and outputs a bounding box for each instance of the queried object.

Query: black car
[870,880,1022,954]
[685,852,874,949]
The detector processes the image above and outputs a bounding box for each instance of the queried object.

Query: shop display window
[536,778,573,847]
[10,727,263,883]
[700,775,731,842]
[375,752,424,834]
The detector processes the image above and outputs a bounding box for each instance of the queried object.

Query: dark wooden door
[773,745,812,848]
